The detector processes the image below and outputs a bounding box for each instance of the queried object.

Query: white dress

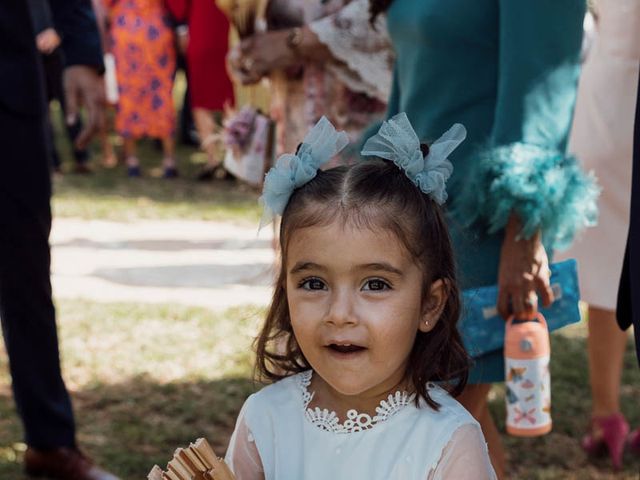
[225,371,496,480]
[559,0,640,310]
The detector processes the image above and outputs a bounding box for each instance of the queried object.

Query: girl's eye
[362,279,391,291]
[299,278,327,291]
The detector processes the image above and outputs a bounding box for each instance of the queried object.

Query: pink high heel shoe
[582,413,629,470]
[629,427,640,456]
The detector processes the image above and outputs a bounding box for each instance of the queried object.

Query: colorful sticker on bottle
[505,356,551,430]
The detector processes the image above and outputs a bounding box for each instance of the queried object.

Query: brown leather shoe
[24,447,120,480]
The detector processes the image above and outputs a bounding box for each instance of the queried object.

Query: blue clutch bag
[459,259,581,357]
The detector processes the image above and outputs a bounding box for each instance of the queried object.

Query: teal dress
[384,0,598,383]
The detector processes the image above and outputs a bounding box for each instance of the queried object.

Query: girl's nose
[325,289,357,326]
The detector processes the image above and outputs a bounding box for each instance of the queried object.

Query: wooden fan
[148,438,236,480]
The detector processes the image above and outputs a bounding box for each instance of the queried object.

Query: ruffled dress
[225,371,496,480]
[384,0,598,382]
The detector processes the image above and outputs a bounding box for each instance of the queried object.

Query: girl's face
[285,220,446,401]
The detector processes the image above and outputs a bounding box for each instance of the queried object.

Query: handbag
[223,106,275,187]
[459,259,581,357]
[103,53,119,105]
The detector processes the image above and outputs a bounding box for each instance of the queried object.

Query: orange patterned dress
[106,0,176,138]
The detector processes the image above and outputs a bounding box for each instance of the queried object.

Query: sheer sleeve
[225,405,265,480]
[452,1,599,251]
[308,0,394,102]
[427,424,496,480]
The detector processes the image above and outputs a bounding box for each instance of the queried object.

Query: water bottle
[504,312,552,436]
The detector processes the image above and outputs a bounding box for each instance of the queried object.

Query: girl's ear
[418,279,448,333]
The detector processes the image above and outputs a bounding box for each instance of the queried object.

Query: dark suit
[0,0,101,448]
[617,69,640,365]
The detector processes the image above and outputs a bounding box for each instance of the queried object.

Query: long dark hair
[255,158,470,409]
[369,0,394,25]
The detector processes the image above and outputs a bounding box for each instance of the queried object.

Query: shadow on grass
[0,323,638,480]
[0,375,259,480]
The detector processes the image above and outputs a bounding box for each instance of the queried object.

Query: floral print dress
[106,0,176,138]
[267,0,394,163]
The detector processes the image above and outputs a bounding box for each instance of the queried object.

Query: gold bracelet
[286,27,303,50]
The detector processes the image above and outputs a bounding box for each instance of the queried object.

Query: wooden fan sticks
[148,438,236,480]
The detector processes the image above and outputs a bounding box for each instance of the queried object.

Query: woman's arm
[452,0,598,319]
[229,0,393,95]
[228,26,331,85]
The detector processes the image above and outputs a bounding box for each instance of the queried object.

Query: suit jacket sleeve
[27,0,55,34]
[49,0,104,71]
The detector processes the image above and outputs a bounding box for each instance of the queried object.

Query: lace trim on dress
[297,370,416,434]
[308,0,394,102]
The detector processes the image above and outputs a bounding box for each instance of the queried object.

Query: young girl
[225,114,496,479]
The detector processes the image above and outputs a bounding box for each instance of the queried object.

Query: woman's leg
[161,136,176,168]
[123,137,138,167]
[100,125,117,168]
[587,306,628,417]
[458,383,506,479]
[193,107,221,168]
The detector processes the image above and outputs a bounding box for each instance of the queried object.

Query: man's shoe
[73,164,93,175]
[24,447,120,480]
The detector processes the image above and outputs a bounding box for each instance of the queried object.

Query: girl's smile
[285,220,443,416]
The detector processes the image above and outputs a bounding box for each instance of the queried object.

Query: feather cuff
[452,142,599,250]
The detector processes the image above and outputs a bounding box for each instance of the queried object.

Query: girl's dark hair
[369,0,394,26]
[255,158,470,409]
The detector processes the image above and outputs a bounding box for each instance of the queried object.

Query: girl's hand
[36,28,61,54]
[228,30,299,85]
[497,215,554,320]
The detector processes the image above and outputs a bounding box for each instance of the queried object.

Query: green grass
[50,130,261,223]
[51,158,261,223]
[0,301,638,479]
[48,73,262,224]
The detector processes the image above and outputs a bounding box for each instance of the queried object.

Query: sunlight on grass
[57,301,262,387]
[50,152,262,223]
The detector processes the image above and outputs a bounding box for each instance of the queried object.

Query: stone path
[50,218,275,311]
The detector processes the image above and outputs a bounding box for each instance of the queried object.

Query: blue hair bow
[361,113,466,204]
[260,116,349,227]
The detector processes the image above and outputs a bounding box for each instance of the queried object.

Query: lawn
[0,300,638,479]
[1,83,638,479]
[50,128,262,224]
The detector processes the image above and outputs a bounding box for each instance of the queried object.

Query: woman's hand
[497,215,554,320]
[228,30,298,85]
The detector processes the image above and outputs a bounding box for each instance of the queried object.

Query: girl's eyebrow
[357,263,403,276]
[289,261,325,275]
[290,262,404,276]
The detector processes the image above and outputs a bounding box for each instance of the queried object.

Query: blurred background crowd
[0,0,639,479]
